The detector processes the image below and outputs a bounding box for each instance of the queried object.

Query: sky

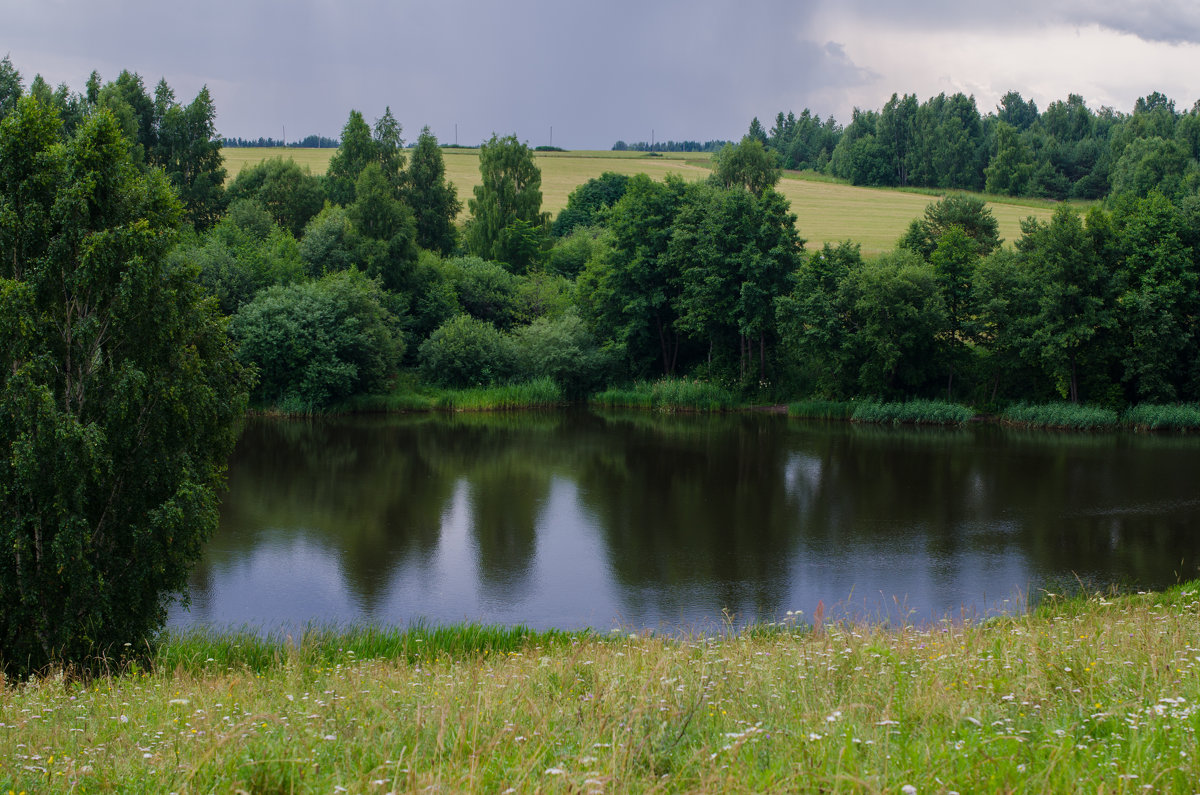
[3,0,1200,149]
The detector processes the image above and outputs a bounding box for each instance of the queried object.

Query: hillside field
[223,148,1062,255]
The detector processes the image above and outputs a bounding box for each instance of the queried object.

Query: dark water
[167,411,1200,632]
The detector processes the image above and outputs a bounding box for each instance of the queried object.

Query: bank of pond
[293,375,1200,432]
[5,584,1199,793]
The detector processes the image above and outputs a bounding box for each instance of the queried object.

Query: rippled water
[168,411,1200,632]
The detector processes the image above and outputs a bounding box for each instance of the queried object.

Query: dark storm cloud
[1,0,878,147]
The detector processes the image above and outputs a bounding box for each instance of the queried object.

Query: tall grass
[1122,403,1200,431]
[592,377,736,412]
[5,584,1199,793]
[849,399,974,425]
[787,398,856,420]
[435,377,562,411]
[1000,402,1119,430]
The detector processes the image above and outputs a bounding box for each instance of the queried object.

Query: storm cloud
[2,0,1197,148]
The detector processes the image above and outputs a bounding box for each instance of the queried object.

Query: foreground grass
[3,585,1199,792]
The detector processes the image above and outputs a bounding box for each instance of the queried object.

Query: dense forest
[702,91,1200,202]
[5,56,1200,416]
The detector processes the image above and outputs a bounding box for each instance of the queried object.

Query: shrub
[418,314,513,388]
[231,269,404,409]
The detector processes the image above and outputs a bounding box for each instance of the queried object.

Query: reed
[1121,403,1200,431]
[1000,402,1119,430]
[591,378,736,412]
[849,399,974,425]
[435,377,562,411]
[787,398,857,420]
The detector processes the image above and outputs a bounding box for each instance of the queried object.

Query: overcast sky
[4,0,1199,149]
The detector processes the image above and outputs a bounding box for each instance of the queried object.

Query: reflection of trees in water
[577,413,801,618]
[198,412,1200,623]
[203,417,454,609]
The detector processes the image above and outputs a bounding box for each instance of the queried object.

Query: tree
[326,110,376,206]
[225,156,325,237]
[373,106,405,192]
[154,85,227,230]
[231,269,403,409]
[0,55,21,122]
[418,314,512,387]
[928,224,979,397]
[711,135,781,195]
[466,134,549,272]
[0,100,248,675]
[404,126,461,253]
[552,171,629,237]
[349,162,418,291]
[985,121,1035,196]
[900,193,1000,259]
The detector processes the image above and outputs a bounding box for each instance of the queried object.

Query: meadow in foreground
[2,585,1198,793]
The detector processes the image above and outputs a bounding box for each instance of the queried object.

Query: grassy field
[223,148,1060,255]
[3,583,1198,792]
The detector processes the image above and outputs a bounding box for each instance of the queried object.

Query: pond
[167,411,1200,632]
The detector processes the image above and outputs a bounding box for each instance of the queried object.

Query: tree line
[748,90,1200,202]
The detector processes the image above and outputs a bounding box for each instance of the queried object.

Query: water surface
[169,411,1200,632]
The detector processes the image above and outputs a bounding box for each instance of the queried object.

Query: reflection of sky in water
[169,416,1200,634]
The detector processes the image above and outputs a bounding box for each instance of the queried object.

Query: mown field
[223,148,1062,254]
[3,585,1198,793]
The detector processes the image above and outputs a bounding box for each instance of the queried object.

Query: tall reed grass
[592,377,736,412]
[850,399,974,425]
[435,377,562,411]
[1122,403,1200,431]
[1000,402,1119,430]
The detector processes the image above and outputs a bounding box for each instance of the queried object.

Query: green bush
[418,314,513,388]
[1000,402,1119,430]
[509,311,611,398]
[1122,403,1200,430]
[231,269,404,410]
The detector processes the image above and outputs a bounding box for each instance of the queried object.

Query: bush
[418,314,513,388]
[509,311,611,398]
[231,270,404,409]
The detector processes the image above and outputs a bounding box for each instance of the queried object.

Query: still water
[168,411,1200,632]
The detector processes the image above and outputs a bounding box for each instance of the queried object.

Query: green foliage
[0,100,249,676]
[786,399,856,420]
[1110,136,1196,199]
[231,269,403,409]
[435,377,562,410]
[0,55,21,122]
[466,134,549,272]
[404,126,461,254]
[592,378,736,412]
[711,135,781,195]
[1122,403,1200,430]
[299,204,359,277]
[849,399,974,425]
[153,85,226,230]
[509,310,611,398]
[418,314,513,388]
[1000,402,1119,430]
[349,162,418,291]
[325,109,376,206]
[552,171,629,236]
[178,198,305,314]
[899,193,1001,260]
[225,156,325,237]
[546,225,612,279]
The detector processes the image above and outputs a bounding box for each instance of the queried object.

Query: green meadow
[3,584,1198,793]
[222,148,1061,255]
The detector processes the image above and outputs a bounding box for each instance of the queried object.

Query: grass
[592,378,736,412]
[1122,403,1200,431]
[850,399,975,426]
[433,377,562,411]
[223,148,1062,255]
[4,583,1199,792]
[1000,402,1121,430]
[787,398,857,420]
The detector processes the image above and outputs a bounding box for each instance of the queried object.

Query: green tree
[154,85,227,230]
[777,242,861,397]
[418,314,512,387]
[349,162,418,291]
[0,55,22,122]
[711,135,781,195]
[225,156,326,237]
[985,121,1035,196]
[0,100,249,675]
[465,134,549,272]
[231,269,403,409]
[900,193,1001,259]
[373,106,405,191]
[928,224,979,397]
[326,110,376,206]
[552,171,629,237]
[404,126,461,254]
[1018,206,1118,403]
